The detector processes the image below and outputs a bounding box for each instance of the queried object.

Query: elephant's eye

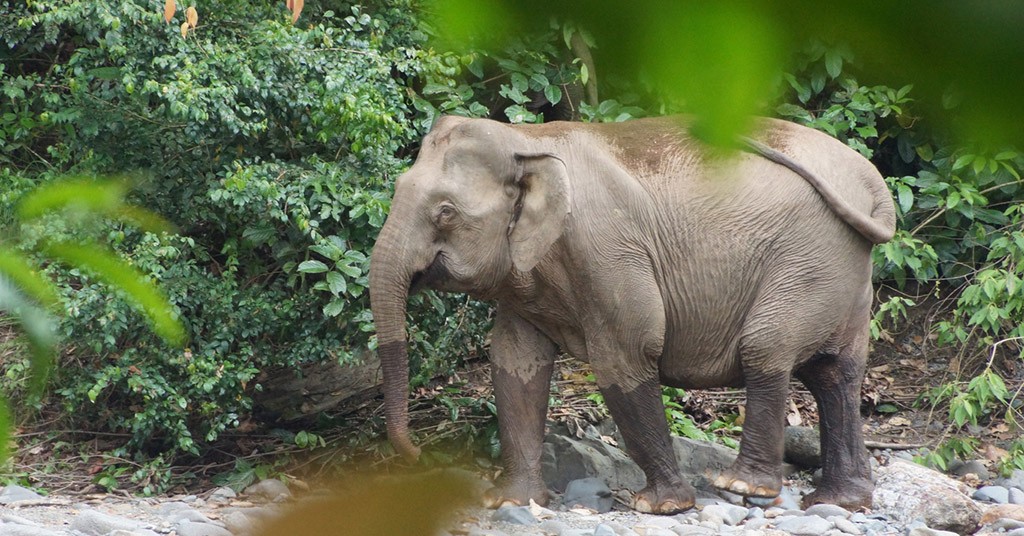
[436,203,457,227]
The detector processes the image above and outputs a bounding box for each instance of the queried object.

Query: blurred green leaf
[0,248,60,308]
[16,177,126,221]
[0,277,57,398]
[42,241,186,346]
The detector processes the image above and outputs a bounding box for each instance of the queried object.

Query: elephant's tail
[742,137,897,244]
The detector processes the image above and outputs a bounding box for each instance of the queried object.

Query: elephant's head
[369,116,571,461]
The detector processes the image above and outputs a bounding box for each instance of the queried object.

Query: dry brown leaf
[180,22,189,38]
[163,0,176,23]
[186,6,198,28]
[292,0,304,24]
[286,0,294,11]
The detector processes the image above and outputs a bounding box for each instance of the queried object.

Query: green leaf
[0,400,9,463]
[297,260,329,274]
[0,278,57,397]
[875,403,900,413]
[326,271,346,295]
[544,84,562,105]
[42,241,186,346]
[579,63,589,86]
[824,49,843,78]
[897,184,914,213]
[952,154,974,171]
[323,300,345,317]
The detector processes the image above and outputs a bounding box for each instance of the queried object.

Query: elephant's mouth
[409,251,452,295]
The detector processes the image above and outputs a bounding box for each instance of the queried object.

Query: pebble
[773,514,832,535]
[564,478,615,513]
[906,527,959,536]
[1011,488,1024,505]
[804,503,850,519]
[698,504,748,526]
[491,506,538,526]
[0,486,45,504]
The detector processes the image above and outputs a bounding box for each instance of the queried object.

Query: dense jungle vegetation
[1,1,1022,491]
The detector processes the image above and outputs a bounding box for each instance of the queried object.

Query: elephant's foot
[713,459,782,498]
[632,480,696,515]
[482,478,550,509]
[802,478,873,511]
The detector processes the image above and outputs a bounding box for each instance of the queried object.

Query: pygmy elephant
[369,115,895,514]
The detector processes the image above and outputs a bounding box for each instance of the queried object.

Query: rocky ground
[5,422,1024,536]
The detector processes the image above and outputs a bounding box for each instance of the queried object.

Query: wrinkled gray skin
[369,116,896,514]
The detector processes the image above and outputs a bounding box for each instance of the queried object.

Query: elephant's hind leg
[795,333,873,510]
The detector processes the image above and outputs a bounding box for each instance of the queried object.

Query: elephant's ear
[508,152,572,272]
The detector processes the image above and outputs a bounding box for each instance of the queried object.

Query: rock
[671,436,738,490]
[906,528,959,536]
[669,526,715,535]
[981,504,1024,524]
[594,524,618,536]
[949,459,990,480]
[745,486,801,510]
[1011,487,1024,505]
[698,504,748,526]
[542,432,646,492]
[831,516,862,535]
[997,470,1024,490]
[538,519,570,534]
[175,520,233,536]
[208,487,237,503]
[0,525,67,536]
[490,505,537,526]
[744,517,772,531]
[243,479,292,502]
[70,510,147,535]
[984,518,1024,532]
[974,485,1011,504]
[0,486,44,504]
[783,426,821,468]
[871,458,982,533]
[564,477,615,513]
[804,503,850,519]
[773,515,833,535]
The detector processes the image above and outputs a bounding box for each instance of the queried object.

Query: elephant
[368,115,895,514]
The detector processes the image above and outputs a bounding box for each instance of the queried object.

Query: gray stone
[564,477,615,513]
[1011,487,1024,505]
[0,525,66,536]
[698,504,748,526]
[1008,529,1024,536]
[243,479,291,502]
[669,526,714,535]
[0,486,44,504]
[743,517,772,531]
[542,432,646,492]
[783,426,821,468]
[973,485,1011,503]
[773,515,833,535]
[871,458,982,533]
[208,487,237,503]
[671,436,738,490]
[594,524,618,536]
[998,469,1024,490]
[468,528,510,536]
[490,505,538,526]
[70,510,146,535]
[175,520,233,536]
[804,504,851,519]
[538,520,570,534]
[906,528,958,536]
[636,516,681,531]
[985,518,1024,532]
[831,517,862,535]
[949,459,990,480]
[109,531,160,536]
[601,521,640,536]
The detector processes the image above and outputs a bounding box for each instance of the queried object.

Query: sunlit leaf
[292,0,304,24]
[163,0,175,23]
[186,6,198,29]
[181,22,189,38]
[42,241,186,346]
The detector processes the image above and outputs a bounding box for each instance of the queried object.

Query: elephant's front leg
[483,306,556,509]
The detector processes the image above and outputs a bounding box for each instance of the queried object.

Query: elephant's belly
[656,330,746,389]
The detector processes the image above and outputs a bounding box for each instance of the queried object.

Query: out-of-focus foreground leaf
[432,0,1024,147]
[255,471,477,536]
[17,177,175,235]
[0,277,57,398]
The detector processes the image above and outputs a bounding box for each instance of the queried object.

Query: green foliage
[915,436,980,472]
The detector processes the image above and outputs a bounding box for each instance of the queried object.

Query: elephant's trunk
[369,209,421,463]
